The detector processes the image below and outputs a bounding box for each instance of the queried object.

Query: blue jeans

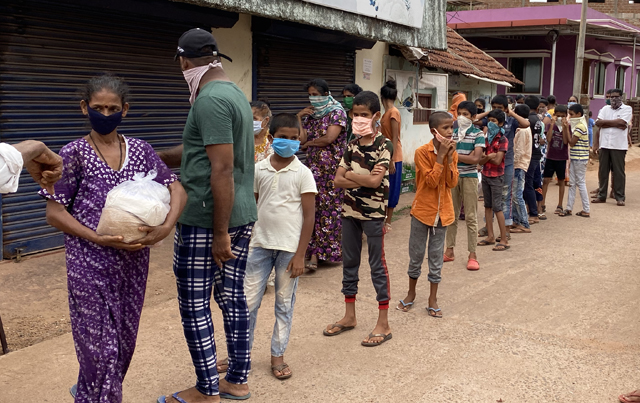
[511,168,530,228]
[502,164,514,226]
[245,247,298,358]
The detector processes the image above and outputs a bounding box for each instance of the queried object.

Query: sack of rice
[96,170,170,243]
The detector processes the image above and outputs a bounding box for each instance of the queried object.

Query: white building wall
[211,13,253,99]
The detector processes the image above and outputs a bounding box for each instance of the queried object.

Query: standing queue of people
[2,27,634,403]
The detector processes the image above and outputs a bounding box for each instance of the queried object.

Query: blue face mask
[487,121,503,144]
[272,138,300,158]
[568,101,577,107]
[86,104,123,135]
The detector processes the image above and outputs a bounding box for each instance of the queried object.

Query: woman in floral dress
[298,78,347,269]
[40,74,186,403]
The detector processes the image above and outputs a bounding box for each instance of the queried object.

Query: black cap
[174,28,232,62]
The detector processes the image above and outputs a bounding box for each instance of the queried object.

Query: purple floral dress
[39,136,177,403]
[303,110,347,262]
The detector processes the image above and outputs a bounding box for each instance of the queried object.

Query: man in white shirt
[593,88,632,206]
[0,140,62,194]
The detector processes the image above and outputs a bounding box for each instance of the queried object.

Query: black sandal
[558,210,572,217]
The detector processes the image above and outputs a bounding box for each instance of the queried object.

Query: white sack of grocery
[96,170,171,243]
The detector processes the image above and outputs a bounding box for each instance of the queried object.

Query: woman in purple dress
[40,74,187,403]
[297,79,347,270]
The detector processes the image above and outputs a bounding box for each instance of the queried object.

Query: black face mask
[477,108,485,114]
[86,104,123,135]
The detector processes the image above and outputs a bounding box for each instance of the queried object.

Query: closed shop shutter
[254,33,356,115]
[0,1,234,258]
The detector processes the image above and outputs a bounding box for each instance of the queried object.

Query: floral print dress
[303,109,347,262]
[39,137,177,403]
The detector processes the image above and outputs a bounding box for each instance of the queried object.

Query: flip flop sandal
[70,384,77,399]
[477,239,495,246]
[576,211,590,218]
[305,262,318,271]
[591,198,606,204]
[617,201,626,206]
[492,243,510,251]
[478,227,488,237]
[427,307,443,318]
[158,392,192,403]
[558,210,572,217]
[361,332,392,347]
[495,234,511,242]
[271,363,292,380]
[443,254,455,262]
[554,206,563,215]
[323,323,355,336]
[510,228,530,233]
[619,390,640,403]
[538,214,547,220]
[396,299,414,312]
[219,392,252,400]
[467,259,480,271]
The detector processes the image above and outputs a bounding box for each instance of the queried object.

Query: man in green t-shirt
[158,28,256,403]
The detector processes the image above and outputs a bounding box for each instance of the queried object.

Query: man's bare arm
[158,145,184,169]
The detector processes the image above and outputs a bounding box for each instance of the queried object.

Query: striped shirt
[454,126,485,178]
[570,121,589,160]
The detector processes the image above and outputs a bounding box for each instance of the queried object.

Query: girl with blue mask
[251,101,273,163]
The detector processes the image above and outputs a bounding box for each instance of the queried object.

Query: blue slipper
[396,299,414,312]
[427,307,443,318]
[157,392,189,403]
[220,392,252,400]
[70,384,77,399]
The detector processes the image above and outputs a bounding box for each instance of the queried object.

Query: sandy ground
[1,148,639,402]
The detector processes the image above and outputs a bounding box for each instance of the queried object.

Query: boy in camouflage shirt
[323,91,393,347]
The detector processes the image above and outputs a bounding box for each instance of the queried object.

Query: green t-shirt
[179,80,257,229]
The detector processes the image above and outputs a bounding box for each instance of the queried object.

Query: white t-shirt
[251,155,317,253]
[597,104,632,150]
[0,143,23,194]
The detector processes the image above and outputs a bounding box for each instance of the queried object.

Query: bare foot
[324,316,357,334]
[362,323,392,344]
[271,356,292,379]
[219,378,249,398]
[164,386,220,403]
[217,357,228,373]
[396,291,416,311]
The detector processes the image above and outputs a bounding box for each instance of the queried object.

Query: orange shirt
[411,140,459,227]
[380,107,403,163]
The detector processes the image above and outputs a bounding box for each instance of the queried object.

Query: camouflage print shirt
[339,133,392,220]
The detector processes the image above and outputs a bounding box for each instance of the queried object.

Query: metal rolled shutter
[254,34,356,114]
[0,1,196,259]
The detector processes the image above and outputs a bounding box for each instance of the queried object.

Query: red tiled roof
[399,28,523,86]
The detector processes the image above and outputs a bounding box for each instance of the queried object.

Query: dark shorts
[543,159,567,180]
[482,175,504,212]
[388,161,403,209]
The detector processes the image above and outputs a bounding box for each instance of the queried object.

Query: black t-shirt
[528,113,544,162]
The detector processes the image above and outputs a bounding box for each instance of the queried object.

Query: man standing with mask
[158,28,256,403]
[593,88,632,206]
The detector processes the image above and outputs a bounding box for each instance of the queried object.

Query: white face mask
[556,117,563,128]
[457,115,473,132]
[253,120,263,135]
[569,116,583,131]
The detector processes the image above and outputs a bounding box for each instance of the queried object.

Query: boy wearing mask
[444,101,484,271]
[244,113,317,380]
[561,104,590,217]
[542,105,570,214]
[511,104,533,233]
[396,112,458,317]
[325,91,393,347]
[477,110,509,251]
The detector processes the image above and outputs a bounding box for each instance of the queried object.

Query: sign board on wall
[301,0,425,28]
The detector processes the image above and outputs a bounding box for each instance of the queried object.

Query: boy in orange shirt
[396,112,458,317]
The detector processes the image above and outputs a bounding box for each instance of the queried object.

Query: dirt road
[1,151,639,402]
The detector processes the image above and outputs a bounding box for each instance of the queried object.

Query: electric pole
[572,0,588,98]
